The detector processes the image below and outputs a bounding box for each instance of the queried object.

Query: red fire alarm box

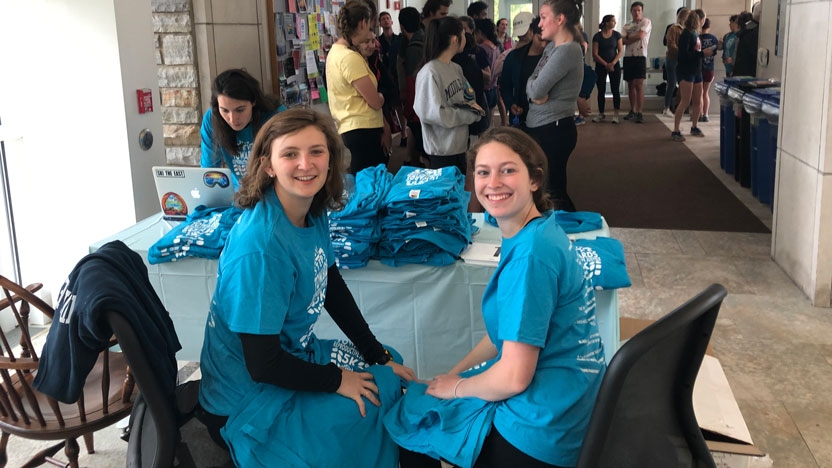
[393,0,401,9]
[137,88,153,114]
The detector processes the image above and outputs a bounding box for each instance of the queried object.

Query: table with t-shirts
[90,213,621,379]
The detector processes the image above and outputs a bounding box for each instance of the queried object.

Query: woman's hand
[386,361,417,382]
[425,373,462,400]
[531,95,549,105]
[606,62,615,72]
[381,122,393,157]
[510,104,524,116]
[336,369,380,417]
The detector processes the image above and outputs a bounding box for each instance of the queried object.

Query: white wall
[771,0,831,307]
[755,0,784,81]
[0,0,164,306]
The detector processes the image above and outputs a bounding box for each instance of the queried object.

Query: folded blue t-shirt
[572,237,631,290]
[484,210,603,234]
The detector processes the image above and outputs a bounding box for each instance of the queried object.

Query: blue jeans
[664,58,678,109]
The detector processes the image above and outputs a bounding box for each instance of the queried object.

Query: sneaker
[635,112,644,123]
[699,115,710,123]
[574,116,586,126]
[690,127,705,137]
[611,116,620,124]
[591,115,605,123]
[661,107,673,117]
[671,131,686,142]
[623,111,636,120]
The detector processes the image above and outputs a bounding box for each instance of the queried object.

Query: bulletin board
[267,0,344,108]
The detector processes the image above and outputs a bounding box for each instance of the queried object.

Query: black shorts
[426,153,467,176]
[623,56,647,81]
[407,121,425,155]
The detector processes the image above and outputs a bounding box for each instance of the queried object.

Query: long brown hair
[337,0,372,46]
[235,108,346,217]
[467,127,554,212]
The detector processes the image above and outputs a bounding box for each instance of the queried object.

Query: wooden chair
[0,274,135,468]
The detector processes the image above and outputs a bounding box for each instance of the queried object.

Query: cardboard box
[619,318,771,468]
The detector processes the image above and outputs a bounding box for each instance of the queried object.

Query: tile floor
[6,113,831,467]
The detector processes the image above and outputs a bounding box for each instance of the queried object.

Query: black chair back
[576,283,727,468]
[108,311,196,468]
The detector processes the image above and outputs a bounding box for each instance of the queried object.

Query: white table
[91,213,619,378]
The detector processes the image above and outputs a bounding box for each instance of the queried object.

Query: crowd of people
[659,4,762,142]
[193,1,762,466]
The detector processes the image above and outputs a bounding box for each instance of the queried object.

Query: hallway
[4,113,832,467]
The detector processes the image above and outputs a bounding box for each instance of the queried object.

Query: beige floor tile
[636,253,754,293]
[693,231,773,257]
[623,252,644,288]
[728,258,804,298]
[608,227,683,255]
[733,400,820,468]
[618,285,712,321]
[786,399,832,467]
[672,230,708,255]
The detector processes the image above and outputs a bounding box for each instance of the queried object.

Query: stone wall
[152,0,201,166]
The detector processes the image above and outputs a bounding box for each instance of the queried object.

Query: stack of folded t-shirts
[378,166,473,267]
[328,164,393,269]
[148,205,242,264]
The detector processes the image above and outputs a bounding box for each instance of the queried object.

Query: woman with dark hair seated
[200,68,285,190]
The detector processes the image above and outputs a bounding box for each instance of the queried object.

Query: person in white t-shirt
[621,1,651,123]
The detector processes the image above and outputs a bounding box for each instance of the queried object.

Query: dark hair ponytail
[423,16,463,62]
[544,0,583,41]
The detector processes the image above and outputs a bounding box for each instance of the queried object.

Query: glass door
[0,114,23,331]
[495,0,534,38]
[596,0,687,97]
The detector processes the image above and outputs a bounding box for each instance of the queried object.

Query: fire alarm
[137,88,154,114]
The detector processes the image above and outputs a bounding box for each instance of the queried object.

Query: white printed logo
[575,246,602,282]
[330,341,369,370]
[300,246,328,347]
[405,168,443,186]
[55,279,76,324]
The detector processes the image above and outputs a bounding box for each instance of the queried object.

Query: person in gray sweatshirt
[415,16,484,174]
[524,0,584,212]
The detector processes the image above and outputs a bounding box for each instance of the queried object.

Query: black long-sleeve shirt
[240,264,387,392]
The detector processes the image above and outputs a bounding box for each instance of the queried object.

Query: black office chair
[576,283,727,468]
[107,310,197,468]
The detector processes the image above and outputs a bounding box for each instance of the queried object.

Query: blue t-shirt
[385,212,606,467]
[200,107,282,190]
[199,187,334,416]
[700,33,719,71]
[723,32,738,75]
[484,213,606,466]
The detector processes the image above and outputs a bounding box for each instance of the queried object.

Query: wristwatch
[378,348,393,365]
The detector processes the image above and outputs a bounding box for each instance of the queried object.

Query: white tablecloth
[91,213,619,378]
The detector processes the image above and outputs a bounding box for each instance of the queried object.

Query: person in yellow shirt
[326,0,387,174]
